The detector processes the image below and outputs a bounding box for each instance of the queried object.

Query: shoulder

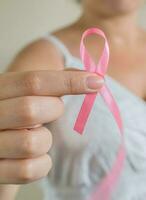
[8,24,80,72]
[8,36,64,72]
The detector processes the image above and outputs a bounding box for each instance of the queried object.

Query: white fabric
[39,34,146,200]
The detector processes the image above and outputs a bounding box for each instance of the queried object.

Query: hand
[0,70,103,184]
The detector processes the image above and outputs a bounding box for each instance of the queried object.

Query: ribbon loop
[74,28,126,200]
[80,28,109,76]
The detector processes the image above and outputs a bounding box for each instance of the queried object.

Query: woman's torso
[35,32,146,200]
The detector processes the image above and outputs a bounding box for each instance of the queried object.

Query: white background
[0,0,80,71]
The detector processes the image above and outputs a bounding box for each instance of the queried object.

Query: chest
[65,34,146,100]
[75,44,146,100]
[107,47,146,99]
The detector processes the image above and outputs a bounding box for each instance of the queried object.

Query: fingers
[0,126,53,184]
[0,154,52,184]
[0,127,52,159]
[0,96,64,130]
[0,70,104,99]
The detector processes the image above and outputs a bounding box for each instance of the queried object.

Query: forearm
[0,185,20,200]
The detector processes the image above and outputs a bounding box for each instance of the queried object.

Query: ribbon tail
[89,143,125,200]
[74,28,126,200]
[100,85,123,132]
[74,93,97,134]
[89,85,126,200]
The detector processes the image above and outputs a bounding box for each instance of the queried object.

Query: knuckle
[18,155,52,183]
[21,133,37,157]
[20,128,53,158]
[64,74,75,94]
[20,97,37,124]
[43,128,53,152]
[18,160,35,183]
[22,71,41,95]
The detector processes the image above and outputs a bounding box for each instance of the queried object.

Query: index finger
[0,69,104,100]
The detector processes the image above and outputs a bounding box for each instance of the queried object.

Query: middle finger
[0,96,64,130]
[0,126,52,159]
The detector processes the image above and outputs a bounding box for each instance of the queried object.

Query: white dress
[38,34,146,200]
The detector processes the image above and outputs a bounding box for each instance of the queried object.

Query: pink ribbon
[74,28,126,200]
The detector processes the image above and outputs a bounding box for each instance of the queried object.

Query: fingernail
[86,76,104,90]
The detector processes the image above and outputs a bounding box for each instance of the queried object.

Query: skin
[1,0,146,199]
[53,0,146,99]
